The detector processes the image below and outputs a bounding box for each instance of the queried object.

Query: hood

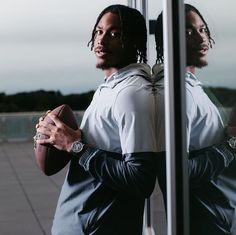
[99,63,151,89]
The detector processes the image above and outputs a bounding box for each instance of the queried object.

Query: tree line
[0,87,235,112]
[0,90,95,112]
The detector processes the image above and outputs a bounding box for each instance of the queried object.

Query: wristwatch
[70,140,85,156]
[227,137,236,151]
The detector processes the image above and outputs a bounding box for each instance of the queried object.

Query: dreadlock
[88,4,147,64]
[155,3,215,63]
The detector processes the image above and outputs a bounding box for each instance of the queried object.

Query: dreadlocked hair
[154,13,164,63]
[155,3,215,63]
[87,4,147,64]
[185,4,215,48]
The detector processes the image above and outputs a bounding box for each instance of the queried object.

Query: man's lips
[197,45,209,55]
[94,47,109,57]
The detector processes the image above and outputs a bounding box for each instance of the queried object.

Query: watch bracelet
[226,137,236,154]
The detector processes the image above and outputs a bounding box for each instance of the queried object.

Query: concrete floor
[0,141,67,235]
[0,141,166,235]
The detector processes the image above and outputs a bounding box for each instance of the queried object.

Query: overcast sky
[0,0,235,94]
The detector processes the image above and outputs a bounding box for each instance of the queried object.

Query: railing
[0,108,230,143]
[0,111,84,142]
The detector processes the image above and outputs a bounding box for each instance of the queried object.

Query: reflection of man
[36,4,158,235]
[154,4,236,235]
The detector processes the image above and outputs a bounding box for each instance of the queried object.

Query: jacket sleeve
[156,144,235,191]
[78,147,158,198]
[156,144,235,210]
[188,142,235,188]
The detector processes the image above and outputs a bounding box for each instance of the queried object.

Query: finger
[36,137,54,145]
[36,126,52,138]
[47,113,64,128]
[37,120,56,131]
[39,114,47,122]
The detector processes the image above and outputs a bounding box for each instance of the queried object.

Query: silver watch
[227,137,236,150]
[70,140,85,155]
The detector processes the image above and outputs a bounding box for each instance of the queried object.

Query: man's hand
[35,112,82,152]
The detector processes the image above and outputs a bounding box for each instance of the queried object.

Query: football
[34,104,78,176]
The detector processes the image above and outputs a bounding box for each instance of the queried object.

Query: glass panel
[186,0,236,136]
[151,1,236,234]
[184,1,236,235]
[147,1,167,235]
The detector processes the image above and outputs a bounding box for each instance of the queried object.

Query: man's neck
[104,67,119,78]
[186,66,196,74]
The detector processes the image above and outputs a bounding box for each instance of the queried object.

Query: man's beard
[187,55,208,68]
[96,62,112,70]
[96,59,127,70]
[187,61,208,68]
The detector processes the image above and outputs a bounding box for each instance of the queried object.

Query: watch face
[72,141,84,153]
[228,137,236,149]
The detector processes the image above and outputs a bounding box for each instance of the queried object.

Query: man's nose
[196,31,207,43]
[98,33,108,45]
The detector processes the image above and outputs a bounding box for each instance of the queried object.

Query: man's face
[186,10,210,68]
[93,12,128,70]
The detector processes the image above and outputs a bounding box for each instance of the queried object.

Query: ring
[35,132,42,140]
[33,132,42,149]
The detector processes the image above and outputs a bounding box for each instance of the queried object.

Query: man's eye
[95,29,102,36]
[200,28,208,34]
[186,30,193,36]
[110,31,120,38]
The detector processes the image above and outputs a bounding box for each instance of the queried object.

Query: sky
[0,0,235,95]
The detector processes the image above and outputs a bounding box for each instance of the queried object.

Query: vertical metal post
[162,0,189,235]
[127,2,154,235]
[127,0,136,8]
[135,1,153,234]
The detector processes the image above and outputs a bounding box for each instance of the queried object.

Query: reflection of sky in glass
[0,0,235,94]
[186,0,236,89]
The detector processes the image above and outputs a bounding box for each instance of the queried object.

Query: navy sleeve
[188,143,235,187]
[156,144,235,210]
[156,144,235,190]
[79,147,158,198]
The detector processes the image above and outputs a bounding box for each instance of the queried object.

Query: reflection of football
[34,104,78,176]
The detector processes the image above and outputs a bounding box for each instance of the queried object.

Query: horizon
[0,0,236,94]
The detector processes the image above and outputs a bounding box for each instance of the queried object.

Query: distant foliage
[0,90,95,112]
[0,87,235,112]
[204,87,236,108]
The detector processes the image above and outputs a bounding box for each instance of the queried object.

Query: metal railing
[0,111,84,142]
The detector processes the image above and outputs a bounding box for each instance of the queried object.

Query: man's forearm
[78,146,158,198]
[188,142,235,187]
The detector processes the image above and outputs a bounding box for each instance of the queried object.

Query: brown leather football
[34,104,78,176]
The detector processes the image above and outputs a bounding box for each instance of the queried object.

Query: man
[36,5,158,235]
[154,4,236,235]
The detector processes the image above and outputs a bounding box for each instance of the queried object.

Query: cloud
[0,0,236,95]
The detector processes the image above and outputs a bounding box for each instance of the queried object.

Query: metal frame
[129,1,189,234]
[127,0,150,58]
[162,0,189,235]
[127,1,154,234]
